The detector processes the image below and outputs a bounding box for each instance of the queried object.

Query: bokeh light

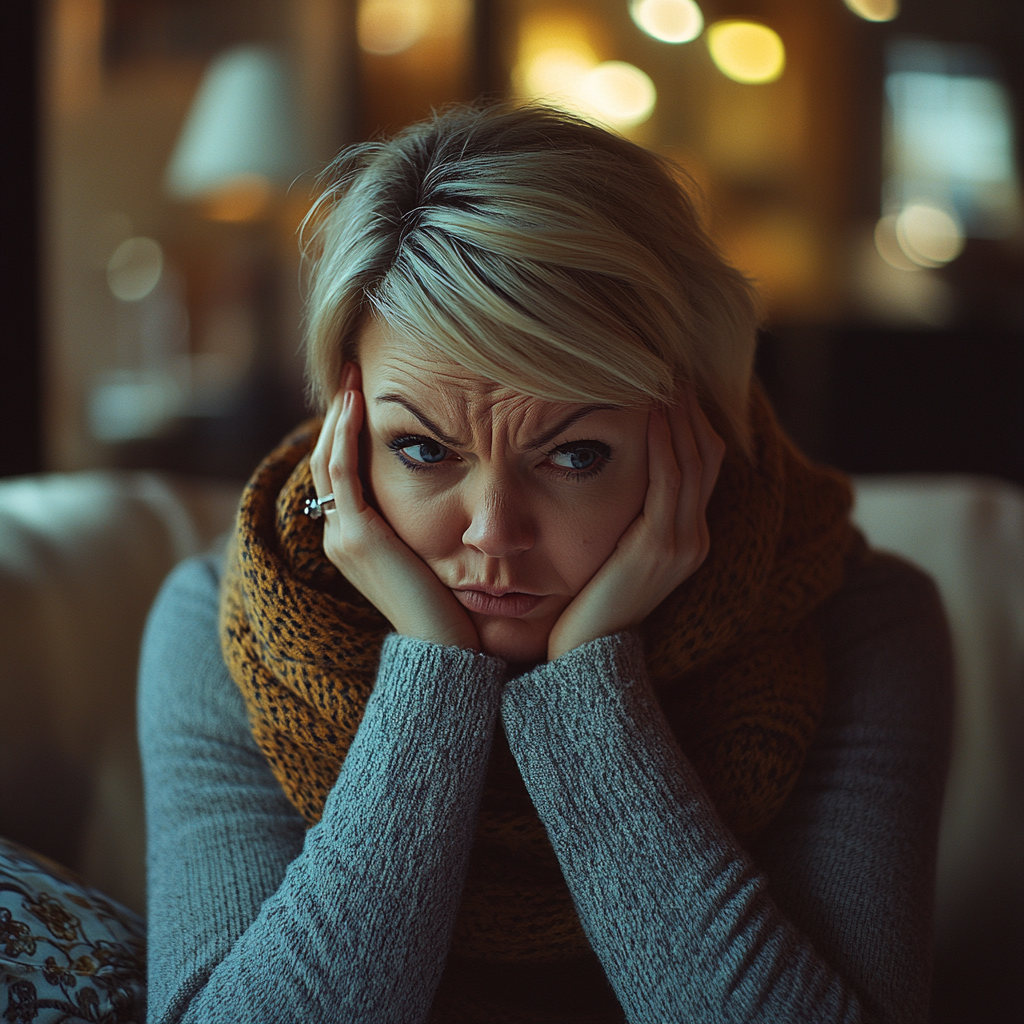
[706,21,785,84]
[521,48,598,100]
[516,14,599,96]
[873,215,919,271]
[859,226,955,327]
[843,0,900,23]
[357,0,431,55]
[896,203,965,267]
[516,16,656,132]
[107,237,164,302]
[580,62,657,129]
[629,0,704,44]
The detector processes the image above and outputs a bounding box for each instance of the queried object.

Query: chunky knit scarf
[219,386,862,971]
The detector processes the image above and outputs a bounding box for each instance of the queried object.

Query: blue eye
[549,448,598,470]
[387,434,453,469]
[547,441,611,477]
[403,440,448,464]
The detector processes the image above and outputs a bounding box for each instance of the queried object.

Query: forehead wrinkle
[369,357,615,454]
[373,364,479,437]
[373,350,495,391]
[372,383,517,452]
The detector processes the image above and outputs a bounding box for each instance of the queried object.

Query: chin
[473,614,551,664]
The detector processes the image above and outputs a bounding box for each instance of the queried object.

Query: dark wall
[758,327,1024,487]
[1,3,43,478]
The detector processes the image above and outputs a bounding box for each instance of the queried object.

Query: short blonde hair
[302,103,760,455]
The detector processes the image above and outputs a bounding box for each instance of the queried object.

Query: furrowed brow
[375,394,466,447]
[525,405,620,450]
[375,395,620,451]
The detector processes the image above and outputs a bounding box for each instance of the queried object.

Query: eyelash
[386,435,453,474]
[385,434,613,482]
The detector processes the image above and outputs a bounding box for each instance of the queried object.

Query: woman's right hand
[309,363,481,652]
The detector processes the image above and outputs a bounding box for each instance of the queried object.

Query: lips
[452,588,545,618]
[457,582,538,597]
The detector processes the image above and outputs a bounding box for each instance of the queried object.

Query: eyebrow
[374,394,620,450]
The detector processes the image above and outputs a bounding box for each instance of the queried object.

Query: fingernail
[342,389,353,414]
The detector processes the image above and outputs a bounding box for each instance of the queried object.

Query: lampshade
[164,45,308,201]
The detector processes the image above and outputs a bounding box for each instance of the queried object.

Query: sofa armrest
[0,471,241,914]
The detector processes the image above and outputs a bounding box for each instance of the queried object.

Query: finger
[345,360,363,394]
[310,390,344,499]
[676,388,726,571]
[666,391,707,548]
[326,371,367,519]
[641,407,682,530]
[685,390,726,519]
[311,362,359,496]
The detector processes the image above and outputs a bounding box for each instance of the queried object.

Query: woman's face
[357,317,651,664]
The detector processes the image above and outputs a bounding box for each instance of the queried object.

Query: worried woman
[139,103,952,1023]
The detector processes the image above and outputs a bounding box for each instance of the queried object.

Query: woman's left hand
[546,389,726,661]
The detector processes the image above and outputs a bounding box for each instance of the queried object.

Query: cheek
[368,451,464,559]
[544,465,648,591]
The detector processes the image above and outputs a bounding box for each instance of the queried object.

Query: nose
[461,477,535,559]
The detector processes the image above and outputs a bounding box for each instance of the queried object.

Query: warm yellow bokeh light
[357,0,431,55]
[896,203,965,267]
[521,48,597,99]
[520,54,656,130]
[202,174,273,223]
[706,21,785,84]
[515,14,655,131]
[517,15,599,69]
[630,0,703,44]
[515,13,598,95]
[843,0,900,23]
[581,62,657,128]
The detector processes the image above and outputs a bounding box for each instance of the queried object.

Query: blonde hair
[302,103,761,455]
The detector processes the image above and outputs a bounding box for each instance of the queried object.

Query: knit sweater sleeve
[500,551,953,1024]
[138,553,506,1024]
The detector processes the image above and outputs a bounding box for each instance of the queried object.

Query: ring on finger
[304,492,337,519]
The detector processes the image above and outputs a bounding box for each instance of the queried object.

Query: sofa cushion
[0,471,240,914]
[0,837,145,1023]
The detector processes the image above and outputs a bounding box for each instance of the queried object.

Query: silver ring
[303,493,337,519]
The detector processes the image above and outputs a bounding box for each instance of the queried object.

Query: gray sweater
[138,549,952,1024]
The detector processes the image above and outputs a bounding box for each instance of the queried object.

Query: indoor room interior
[2,1,1022,1021]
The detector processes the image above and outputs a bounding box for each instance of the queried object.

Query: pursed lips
[453,582,542,597]
[451,585,547,617]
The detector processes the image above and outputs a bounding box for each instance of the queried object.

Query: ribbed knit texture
[140,549,952,1023]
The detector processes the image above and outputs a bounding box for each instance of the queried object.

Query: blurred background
[3,0,1022,483]
[0,5,1021,1022]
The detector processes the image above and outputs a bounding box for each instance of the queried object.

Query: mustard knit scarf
[219,387,862,965]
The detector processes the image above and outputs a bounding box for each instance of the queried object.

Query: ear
[341,361,363,392]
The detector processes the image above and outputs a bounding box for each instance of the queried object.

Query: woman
[139,104,953,1023]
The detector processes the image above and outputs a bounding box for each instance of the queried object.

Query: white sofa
[0,472,240,915]
[852,477,1023,1024]
[0,470,1020,1020]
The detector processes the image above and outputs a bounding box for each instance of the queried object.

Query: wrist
[547,628,600,661]
[393,614,480,652]
[548,624,638,662]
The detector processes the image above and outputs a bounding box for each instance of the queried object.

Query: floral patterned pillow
[0,837,145,1023]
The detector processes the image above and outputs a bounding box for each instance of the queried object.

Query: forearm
[502,633,868,1024]
[142,566,506,1024]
